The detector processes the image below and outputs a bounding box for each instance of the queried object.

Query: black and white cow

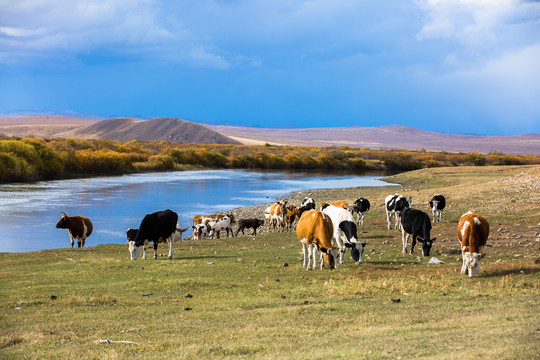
[352,197,370,225]
[429,194,446,223]
[400,207,436,256]
[127,225,188,259]
[322,204,367,264]
[127,209,178,260]
[385,194,411,230]
[297,197,316,219]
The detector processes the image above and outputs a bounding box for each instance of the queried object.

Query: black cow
[297,197,316,219]
[400,208,436,256]
[127,209,178,260]
[385,194,411,230]
[236,218,265,236]
[352,197,370,225]
[429,194,446,223]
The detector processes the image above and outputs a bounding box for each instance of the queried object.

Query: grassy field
[1,165,539,359]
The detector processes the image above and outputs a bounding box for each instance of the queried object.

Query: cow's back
[296,210,333,245]
[136,210,178,244]
[458,213,489,253]
[401,208,430,234]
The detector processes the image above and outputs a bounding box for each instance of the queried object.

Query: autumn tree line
[1,136,538,183]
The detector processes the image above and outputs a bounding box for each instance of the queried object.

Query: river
[0,169,393,252]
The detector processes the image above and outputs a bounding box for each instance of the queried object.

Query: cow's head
[127,240,144,260]
[463,252,485,277]
[430,200,439,211]
[256,219,265,227]
[56,213,68,229]
[418,237,436,256]
[346,242,368,263]
[320,246,339,270]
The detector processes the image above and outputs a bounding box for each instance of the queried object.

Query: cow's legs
[153,242,158,259]
[302,242,308,268]
[410,236,417,254]
[360,213,365,226]
[461,254,468,274]
[438,210,443,222]
[142,246,147,260]
[386,210,392,229]
[167,235,174,259]
[401,229,409,254]
[69,234,75,248]
[339,248,345,264]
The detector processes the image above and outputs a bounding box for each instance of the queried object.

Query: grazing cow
[127,224,188,259]
[457,212,489,277]
[352,197,370,225]
[192,223,209,240]
[297,197,316,218]
[285,205,300,231]
[429,195,446,223]
[385,194,411,230]
[266,201,287,232]
[322,204,367,265]
[56,213,93,248]
[207,215,233,239]
[400,208,435,256]
[236,218,265,236]
[127,209,178,260]
[296,209,338,270]
[193,213,236,227]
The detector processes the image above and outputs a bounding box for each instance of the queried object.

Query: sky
[0,0,539,135]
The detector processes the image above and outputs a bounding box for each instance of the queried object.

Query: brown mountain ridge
[0,115,538,155]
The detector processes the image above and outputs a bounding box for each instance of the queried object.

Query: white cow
[207,216,233,239]
[192,223,209,241]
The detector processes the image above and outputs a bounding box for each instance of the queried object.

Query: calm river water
[0,170,392,253]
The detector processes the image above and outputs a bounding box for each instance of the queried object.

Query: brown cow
[193,213,236,227]
[457,211,489,277]
[56,213,93,248]
[285,205,299,231]
[265,201,287,232]
[296,209,338,270]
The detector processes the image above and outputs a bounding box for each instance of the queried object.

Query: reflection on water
[0,170,392,253]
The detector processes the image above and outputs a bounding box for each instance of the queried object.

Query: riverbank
[1,165,539,359]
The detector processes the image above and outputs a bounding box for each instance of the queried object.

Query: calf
[207,215,233,239]
[127,209,178,260]
[297,197,316,219]
[192,223,209,240]
[457,212,489,277]
[385,194,411,230]
[400,208,435,256]
[236,218,265,236]
[285,205,300,231]
[56,213,93,248]
[352,197,370,225]
[296,209,338,270]
[322,204,367,265]
[126,225,188,259]
[429,195,446,222]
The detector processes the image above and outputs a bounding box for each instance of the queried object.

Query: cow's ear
[319,247,328,253]
[432,238,436,242]
[362,242,368,247]
[192,226,196,229]
[417,237,424,243]
[344,243,353,248]
[480,253,486,258]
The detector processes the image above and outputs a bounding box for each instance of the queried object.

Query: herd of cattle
[55,193,489,277]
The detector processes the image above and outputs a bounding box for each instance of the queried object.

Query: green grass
[1,165,539,359]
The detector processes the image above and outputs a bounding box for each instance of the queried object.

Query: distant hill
[1,115,538,154]
[206,124,540,155]
[0,116,241,145]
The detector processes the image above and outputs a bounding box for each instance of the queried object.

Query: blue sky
[0,1,539,135]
